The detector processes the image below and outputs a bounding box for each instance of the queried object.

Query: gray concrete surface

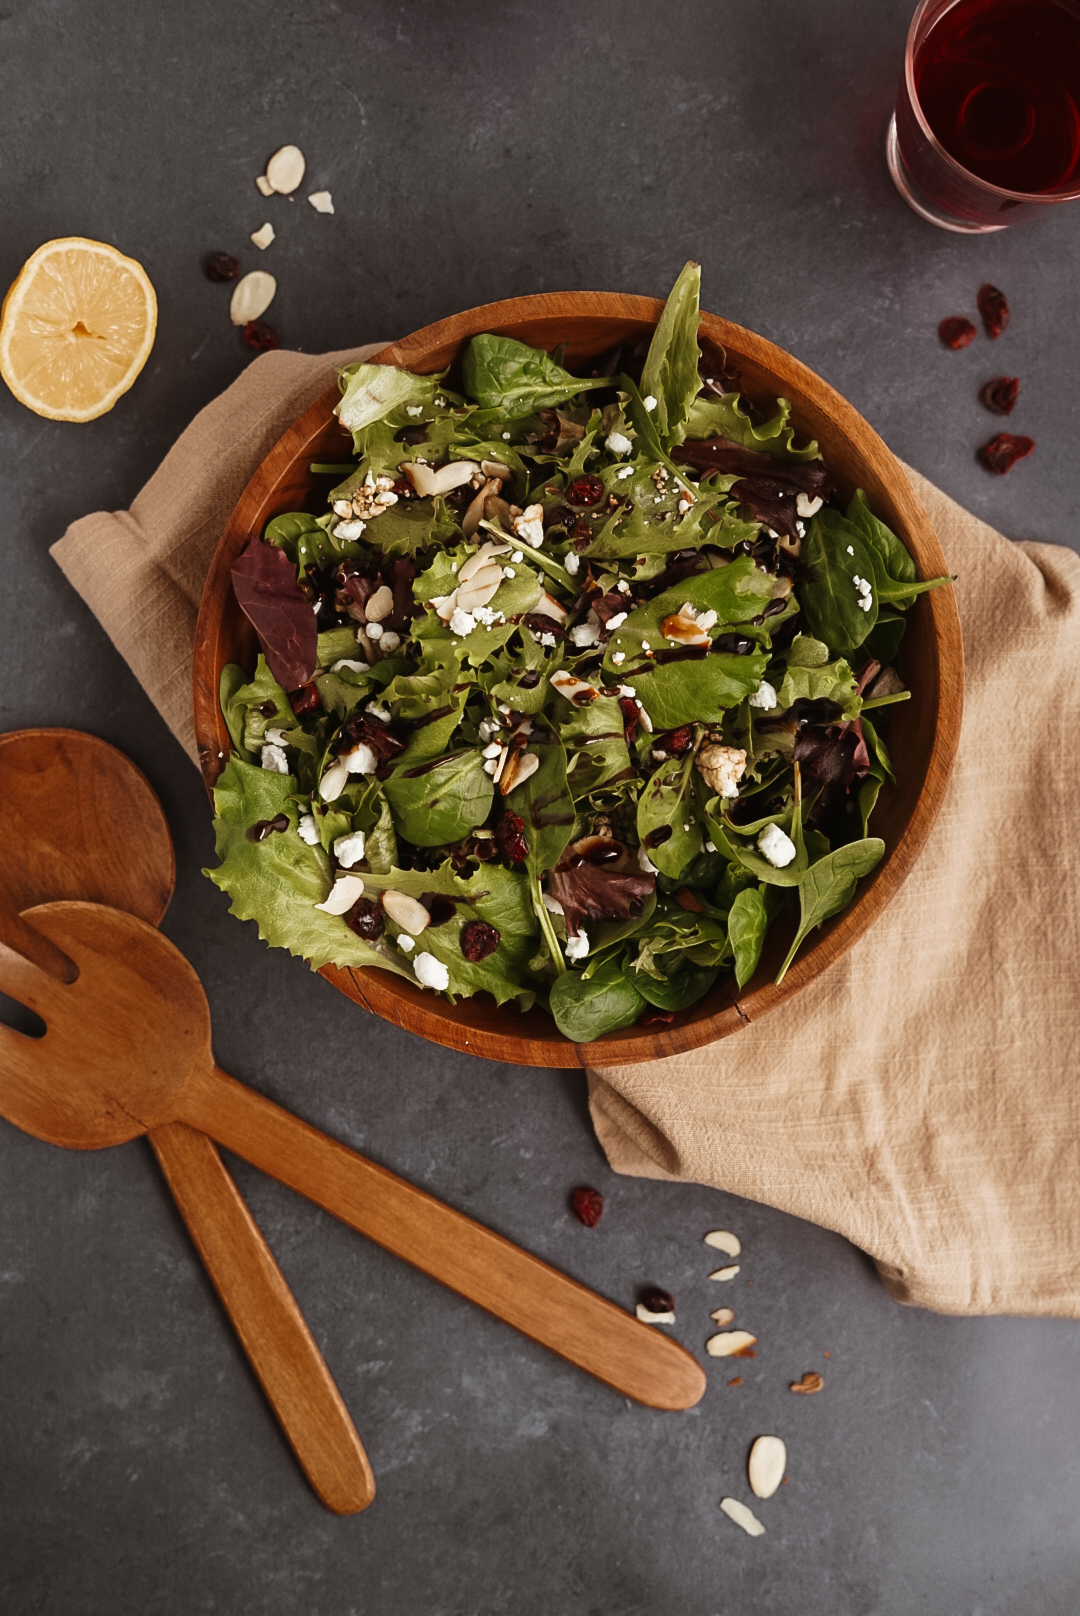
[1,3,1078,1612]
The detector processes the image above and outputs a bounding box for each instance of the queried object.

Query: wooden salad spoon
[0,729,375,1514]
[0,898,707,1414]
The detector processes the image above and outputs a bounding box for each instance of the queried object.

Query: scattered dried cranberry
[572,517,594,541]
[460,919,500,962]
[288,681,321,717]
[346,896,384,941]
[567,475,605,507]
[495,811,529,865]
[204,251,240,282]
[665,725,692,755]
[977,283,1009,339]
[980,376,1020,415]
[571,1187,604,1228]
[938,316,976,350]
[618,696,640,744]
[640,1286,675,1314]
[243,319,280,352]
[979,432,1035,474]
[640,1009,676,1027]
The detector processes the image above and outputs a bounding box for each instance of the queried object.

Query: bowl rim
[193,290,964,1068]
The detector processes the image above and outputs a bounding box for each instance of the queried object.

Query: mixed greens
[208,262,950,1043]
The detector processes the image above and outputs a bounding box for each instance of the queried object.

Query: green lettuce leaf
[462,334,613,416]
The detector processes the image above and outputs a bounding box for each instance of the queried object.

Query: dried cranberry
[639,1008,676,1027]
[545,504,575,531]
[243,319,280,352]
[346,896,384,940]
[460,919,500,961]
[938,316,976,350]
[618,696,640,744]
[495,811,529,865]
[571,1187,604,1228]
[639,1286,675,1314]
[980,376,1020,415]
[977,283,1009,339]
[204,251,240,282]
[665,725,693,755]
[288,681,321,717]
[979,432,1035,475]
[391,478,413,498]
[567,475,605,507]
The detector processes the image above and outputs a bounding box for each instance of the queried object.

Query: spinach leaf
[863,611,906,667]
[513,722,576,880]
[623,651,767,731]
[548,955,646,1043]
[777,656,860,717]
[845,490,954,609]
[785,633,831,669]
[639,259,702,449]
[634,957,719,1011]
[264,510,365,577]
[727,886,767,989]
[636,749,702,878]
[775,837,885,982]
[462,334,613,416]
[383,750,493,846]
[798,508,879,654]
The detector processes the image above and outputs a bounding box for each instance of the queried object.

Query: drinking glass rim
[904,0,1080,203]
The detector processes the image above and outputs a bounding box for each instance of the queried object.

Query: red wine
[915,0,1080,192]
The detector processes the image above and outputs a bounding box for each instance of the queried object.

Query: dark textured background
[2,3,1079,1613]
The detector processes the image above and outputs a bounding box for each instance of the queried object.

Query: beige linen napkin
[51,348,1080,1317]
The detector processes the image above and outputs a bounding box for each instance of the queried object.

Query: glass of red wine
[888,0,1080,231]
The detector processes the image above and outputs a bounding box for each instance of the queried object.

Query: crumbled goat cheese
[406,405,424,416]
[512,504,545,547]
[644,395,658,411]
[607,431,633,455]
[542,893,565,915]
[264,727,288,746]
[796,493,824,518]
[297,813,320,846]
[616,466,634,479]
[852,574,874,612]
[333,830,367,868]
[261,743,289,773]
[345,743,378,775]
[846,545,855,556]
[414,952,450,990]
[449,606,477,637]
[333,519,366,540]
[366,703,391,723]
[606,611,627,630]
[696,744,748,799]
[510,549,524,563]
[564,550,580,575]
[748,680,778,711]
[704,839,717,854]
[570,612,602,648]
[611,651,626,665]
[565,931,590,962]
[535,630,557,647]
[398,934,415,952]
[758,822,797,868]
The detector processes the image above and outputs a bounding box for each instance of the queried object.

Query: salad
[208,262,950,1043]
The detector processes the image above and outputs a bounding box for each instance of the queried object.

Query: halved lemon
[0,237,157,422]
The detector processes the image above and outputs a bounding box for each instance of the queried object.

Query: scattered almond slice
[720,1497,765,1538]
[704,1230,741,1257]
[314,874,365,915]
[636,1304,676,1325]
[229,270,277,326]
[382,891,430,935]
[748,1435,786,1500]
[307,190,335,214]
[709,1264,740,1282]
[266,143,306,195]
[255,174,275,197]
[710,1307,735,1327]
[790,1372,824,1395]
[705,1330,756,1358]
[504,752,539,793]
[250,222,275,251]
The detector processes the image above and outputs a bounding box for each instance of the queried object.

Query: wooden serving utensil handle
[183,1068,707,1413]
[148,1120,376,1514]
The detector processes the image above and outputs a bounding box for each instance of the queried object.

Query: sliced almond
[266,143,306,194]
[748,1435,786,1500]
[710,1307,735,1327]
[364,584,395,623]
[314,874,365,915]
[790,1372,824,1395]
[706,1330,756,1358]
[455,568,504,613]
[255,173,275,197]
[636,1304,676,1325]
[307,190,335,214]
[381,890,430,935]
[719,1497,765,1538]
[504,752,539,793]
[480,460,513,481]
[250,222,276,251]
[458,539,511,584]
[704,1230,741,1257]
[403,459,479,498]
[462,478,501,539]
[709,1264,740,1282]
[532,591,567,622]
[550,670,599,705]
[229,270,277,326]
[318,756,350,802]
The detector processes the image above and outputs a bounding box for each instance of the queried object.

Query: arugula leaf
[775,838,886,982]
[548,955,646,1043]
[639,259,702,449]
[462,334,612,416]
[684,391,821,462]
[336,362,443,438]
[382,750,493,847]
[727,886,767,989]
[636,749,702,878]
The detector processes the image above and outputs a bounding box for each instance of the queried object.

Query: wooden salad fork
[0,728,375,1514]
[0,899,707,1415]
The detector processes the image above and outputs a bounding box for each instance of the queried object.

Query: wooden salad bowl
[193,292,964,1068]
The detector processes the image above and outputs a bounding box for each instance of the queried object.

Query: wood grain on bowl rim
[193,291,964,1069]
